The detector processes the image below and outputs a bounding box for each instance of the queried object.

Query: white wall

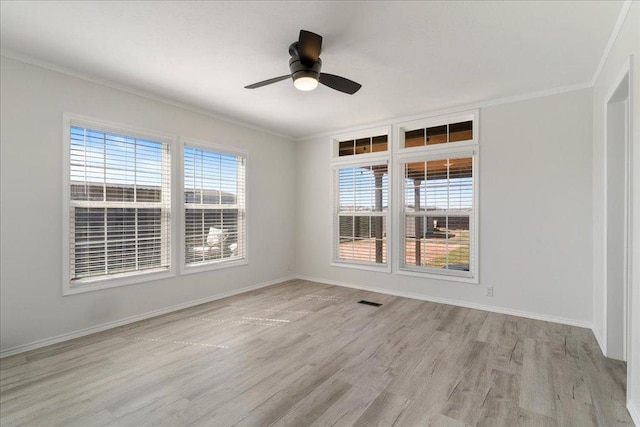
[592,1,640,422]
[0,57,296,353]
[296,88,593,325]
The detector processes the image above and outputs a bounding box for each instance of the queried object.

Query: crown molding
[591,0,634,86]
[296,81,592,142]
[0,50,295,142]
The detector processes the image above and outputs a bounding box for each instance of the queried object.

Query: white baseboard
[0,276,295,359]
[296,275,593,329]
[628,399,640,427]
[592,326,607,356]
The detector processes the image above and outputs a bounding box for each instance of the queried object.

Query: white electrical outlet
[486,286,493,297]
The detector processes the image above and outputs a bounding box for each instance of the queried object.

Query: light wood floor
[0,279,634,426]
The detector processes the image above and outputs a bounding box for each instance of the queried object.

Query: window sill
[180,258,248,276]
[331,260,391,273]
[63,268,175,296]
[395,267,478,284]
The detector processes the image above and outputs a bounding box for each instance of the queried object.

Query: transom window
[399,112,475,150]
[338,134,388,156]
[404,121,473,148]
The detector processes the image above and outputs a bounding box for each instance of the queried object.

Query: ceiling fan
[244,30,362,95]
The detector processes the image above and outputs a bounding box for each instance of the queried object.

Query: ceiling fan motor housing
[289,56,322,81]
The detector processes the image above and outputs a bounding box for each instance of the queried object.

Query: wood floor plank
[351,390,410,427]
[519,338,557,418]
[186,363,314,426]
[428,413,467,426]
[475,369,520,427]
[554,395,598,427]
[0,280,634,426]
[517,407,557,426]
[233,353,353,426]
[270,376,353,427]
[440,340,494,425]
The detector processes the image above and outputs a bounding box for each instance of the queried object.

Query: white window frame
[394,110,479,283]
[179,139,248,275]
[330,127,392,272]
[62,114,177,295]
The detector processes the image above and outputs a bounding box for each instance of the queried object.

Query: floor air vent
[358,300,382,307]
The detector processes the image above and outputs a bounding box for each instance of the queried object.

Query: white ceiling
[0,1,624,139]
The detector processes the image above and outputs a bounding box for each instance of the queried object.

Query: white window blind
[184,146,246,267]
[401,156,474,276]
[335,163,388,265]
[69,125,171,284]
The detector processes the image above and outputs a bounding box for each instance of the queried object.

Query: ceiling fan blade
[319,73,362,95]
[244,75,290,89]
[298,30,322,64]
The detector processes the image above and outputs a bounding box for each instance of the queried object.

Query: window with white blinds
[330,112,477,281]
[68,124,172,287]
[334,162,388,266]
[183,145,246,269]
[400,155,475,277]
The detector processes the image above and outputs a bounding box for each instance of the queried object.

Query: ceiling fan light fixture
[293,72,319,91]
[244,30,361,95]
[291,56,321,91]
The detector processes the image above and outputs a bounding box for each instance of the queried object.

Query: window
[62,117,250,293]
[403,120,473,148]
[331,112,478,282]
[332,129,390,270]
[398,113,476,149]
[335,163,389,267]
[65,119,172,292]
[397,111,478,281]
[183,144,246,270]
[338,135,388,156]
[400,155,475,277]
